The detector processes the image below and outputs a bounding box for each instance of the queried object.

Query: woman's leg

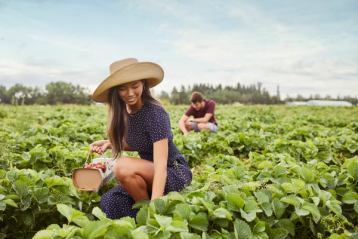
[100,186,138,219]
[114,157,155,202]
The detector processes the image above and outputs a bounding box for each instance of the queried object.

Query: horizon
[0,0,357,98]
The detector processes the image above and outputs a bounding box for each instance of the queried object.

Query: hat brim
[92,62,164,103]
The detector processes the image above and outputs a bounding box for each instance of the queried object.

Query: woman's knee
[114,157,134,181]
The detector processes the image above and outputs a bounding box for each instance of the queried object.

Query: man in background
[179,92,218,136]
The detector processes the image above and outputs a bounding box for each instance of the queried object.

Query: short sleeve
[147,107,171,143]
[185,106,194,117]
[206,100,215,114]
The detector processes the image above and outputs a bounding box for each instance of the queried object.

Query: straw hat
[92,58,164,103]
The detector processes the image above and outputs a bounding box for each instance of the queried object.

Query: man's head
[190,92,205,110]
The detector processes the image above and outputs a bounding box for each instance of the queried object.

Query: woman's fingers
[89,141,109,154]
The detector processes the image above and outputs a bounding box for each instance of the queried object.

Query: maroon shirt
[185,99,217,125]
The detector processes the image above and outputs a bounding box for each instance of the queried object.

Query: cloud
[1,0,357,98]
[0,58,104,90]
[150,2,358,97]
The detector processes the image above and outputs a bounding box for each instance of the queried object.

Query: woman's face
[117,80,144,107]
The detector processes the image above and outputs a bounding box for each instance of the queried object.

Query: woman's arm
[151,138,169,200]
[122,140,134,151]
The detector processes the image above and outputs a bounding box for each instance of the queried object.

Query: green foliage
[0,82,91,105]
[166,83,282,104]
[0,104,358,238]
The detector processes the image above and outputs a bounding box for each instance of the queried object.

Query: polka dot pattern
[100,102,192,219]
[126,102,182,163]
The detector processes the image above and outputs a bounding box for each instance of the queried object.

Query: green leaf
[328,233,351,239]
[240,209,256,222]
[311,197,320,206]
[345,157,358,180]
[281,195,303,207]
[167,191,185,202]
[133,199,150,209]
[92,207,108,220]
[136,207,149,226]
[326,200,342,215]
[153,198,166,214]
[253,221,266,234]
[174,203,191,220]
[258,160,273,169]
[281,183,295,193]
[33,188,49,204]
[302,202,321,223]
[234,219,252,239]
[45,176,67,187]
[295,207,310,216]
[277,219,295,236]
[213,208,232,220]
[179,232,201,239]
[254,191,270,204]
[154,214,172,227]
[57,204,89,227]
[299,167,315,183]
[32,230,56,239]
[272,198,286,219]
[226,193,245,212]
[292,179,306,191]
[342,191,358,204]
[244,197,261,213]
[261,202,273,217]
[189,212,208,232]
[270,228,288,239]
[199,197,214,213]
[83,221,111,239]
[167,219,188,233]
[3,199,18,208]
[0,201,6,211]
[109,217,136,236]
[131,226,149,239]
[13,180,29,198]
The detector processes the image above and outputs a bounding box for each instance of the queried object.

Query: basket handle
[84,151,92,166]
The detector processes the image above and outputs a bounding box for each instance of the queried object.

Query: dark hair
[107,80,160,158]
[190,91,204,103]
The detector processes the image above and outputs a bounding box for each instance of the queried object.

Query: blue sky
[0,0,357,97]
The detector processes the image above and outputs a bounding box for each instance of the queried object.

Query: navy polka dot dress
[100,102,192,219]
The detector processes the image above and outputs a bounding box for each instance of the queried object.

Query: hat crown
[109,58,138,74]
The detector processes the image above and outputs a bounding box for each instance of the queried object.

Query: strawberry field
[0,104,357,239]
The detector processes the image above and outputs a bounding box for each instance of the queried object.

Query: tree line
[0,82,91,105]
[159,83,282,104]
[159,83,357,105]
[1,81,356,105]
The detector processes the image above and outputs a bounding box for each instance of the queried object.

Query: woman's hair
[107,80,160,158]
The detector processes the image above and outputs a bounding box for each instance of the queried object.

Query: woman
[90,58,192,219]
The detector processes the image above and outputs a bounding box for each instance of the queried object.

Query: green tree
[0,85,10,104]
[46,81,90,104]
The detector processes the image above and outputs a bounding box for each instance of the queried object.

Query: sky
[0,0,357,98]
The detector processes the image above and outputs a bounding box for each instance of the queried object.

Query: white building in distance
[287,100,353,106]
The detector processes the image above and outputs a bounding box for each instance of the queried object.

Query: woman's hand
[90,140,111,154]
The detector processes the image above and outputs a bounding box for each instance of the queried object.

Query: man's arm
[178,114,190,135]
[191,100,215,124]
[191,113,212,123]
